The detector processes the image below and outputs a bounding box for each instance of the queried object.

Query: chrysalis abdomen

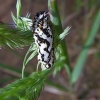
[32,11,54,69]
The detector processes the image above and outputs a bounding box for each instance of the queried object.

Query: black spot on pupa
[32,11,54,68]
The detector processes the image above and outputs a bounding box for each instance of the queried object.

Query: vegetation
[0,0,100,100]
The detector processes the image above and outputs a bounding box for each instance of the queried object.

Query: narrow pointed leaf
[71,10,100,84]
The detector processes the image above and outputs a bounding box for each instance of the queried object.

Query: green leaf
[53,56,66,76]
[0,71,48,100]
[0,23,33,48]
[48,0,72,77]
[59,27,71,41]
[11,12,17,25]
[20,17,32,30]
[64,64,71,80]
[71,10,100,85]
[0,57,67,100]
[16,0,21,19]
[55,26,71,46]
[22,43,37,78]
[12,0,32,31]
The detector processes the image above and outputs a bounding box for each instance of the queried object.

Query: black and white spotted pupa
[32,11,54,69]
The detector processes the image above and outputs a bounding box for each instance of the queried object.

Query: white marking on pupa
[32,11,54,69]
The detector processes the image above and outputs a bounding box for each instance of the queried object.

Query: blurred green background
[0,0,100,100]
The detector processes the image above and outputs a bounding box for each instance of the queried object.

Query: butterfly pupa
[32,11,54,69]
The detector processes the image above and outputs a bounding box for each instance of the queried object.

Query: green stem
[48,0,71,73]
[71,9,100,85]
[48,0,72,89]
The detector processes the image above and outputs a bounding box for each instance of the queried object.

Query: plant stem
[48,0,71,69]
[48,0,72,89]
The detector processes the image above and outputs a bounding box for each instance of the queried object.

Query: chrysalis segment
[32,11,54,69]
